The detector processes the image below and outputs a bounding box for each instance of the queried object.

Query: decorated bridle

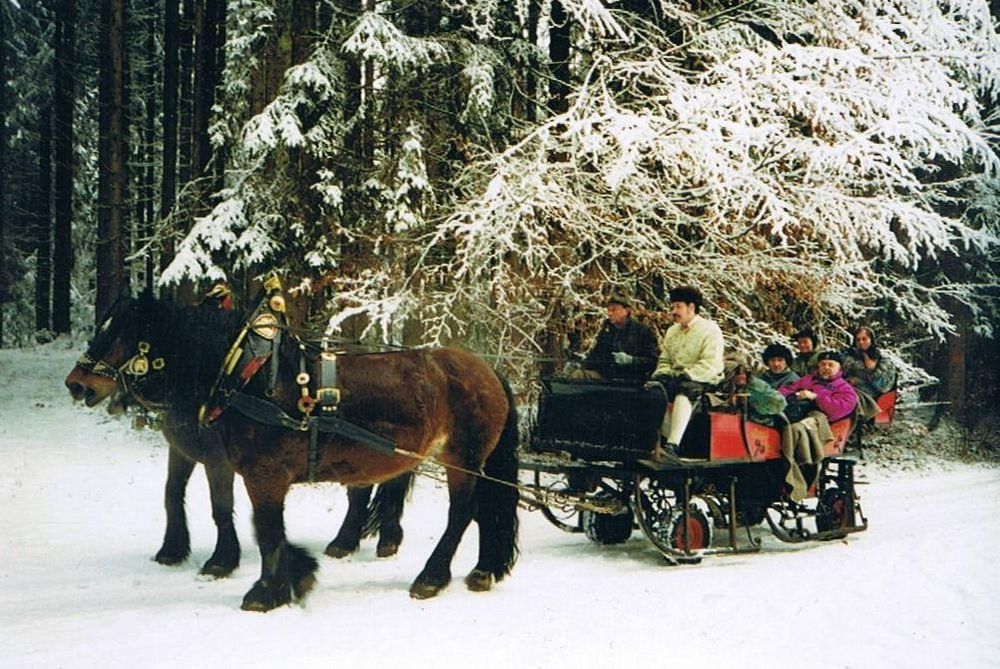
[75,307,170,413]
[115,339,170,412]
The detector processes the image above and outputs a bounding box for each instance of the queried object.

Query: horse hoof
[409,575,449,599]
[409,584,440,600]
[464,569,493,592]
[153,552,187,567]
[240,598,281,613]
[376,543,399,558]
[324,542,355,559]
[199,563,236,579]
[241,579,292,612]
[293,573,317,599]
[240,591,291,612]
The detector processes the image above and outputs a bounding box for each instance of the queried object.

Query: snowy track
[1,344,998,668]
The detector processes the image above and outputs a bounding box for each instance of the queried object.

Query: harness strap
[267,329,282,396]
[228,391,304,430]
[316,350,340,410]
[308,418,320,482]
[227,389,397,455]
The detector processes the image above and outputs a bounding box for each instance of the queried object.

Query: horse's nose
[83,386,101,407]
[66,379,86,401]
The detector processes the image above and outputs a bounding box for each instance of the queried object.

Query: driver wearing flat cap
[581,292,660,383]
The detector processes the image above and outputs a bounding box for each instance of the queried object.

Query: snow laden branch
[406,0,1000,367]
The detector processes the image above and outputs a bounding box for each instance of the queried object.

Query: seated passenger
[759,343,799,390]
[578,292,660,382]
[778,351,857,499]
[779,351,858,423]
[644,285,724,463]
[842,325,897,399]
[722,354,787,427]
[790,328,820,377]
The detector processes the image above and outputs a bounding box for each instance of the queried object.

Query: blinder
[118,339,170,412]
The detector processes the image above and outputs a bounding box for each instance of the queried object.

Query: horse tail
[360,471,415,539]
[475,372,520,581]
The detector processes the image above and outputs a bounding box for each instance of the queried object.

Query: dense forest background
[1,0,998,425]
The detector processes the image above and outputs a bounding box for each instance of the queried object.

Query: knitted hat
[762,343,793,366]
[816,350,842,365]
[606,292,632,309]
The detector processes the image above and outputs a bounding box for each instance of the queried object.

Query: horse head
[65,289,172,410]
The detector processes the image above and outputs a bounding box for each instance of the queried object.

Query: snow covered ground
[1,341,998,669]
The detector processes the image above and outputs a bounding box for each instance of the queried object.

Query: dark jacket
[760,368,800,390]
[842,347,897,397]
[790,351,820,377]
[584,317,660,382]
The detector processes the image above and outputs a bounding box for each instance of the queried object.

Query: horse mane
[152,298,244,408]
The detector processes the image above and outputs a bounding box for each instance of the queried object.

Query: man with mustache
[645,285,725,463]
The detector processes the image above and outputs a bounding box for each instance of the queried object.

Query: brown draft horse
[66,291,520,611]
[67,334,414,578]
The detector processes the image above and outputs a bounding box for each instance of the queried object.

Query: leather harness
[197,276,398,481]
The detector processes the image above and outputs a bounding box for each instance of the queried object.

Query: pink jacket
[779,372,858,422]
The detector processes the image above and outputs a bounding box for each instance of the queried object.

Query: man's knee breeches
[660,376,709,403]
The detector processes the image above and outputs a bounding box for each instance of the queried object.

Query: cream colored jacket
[653,314,725,384]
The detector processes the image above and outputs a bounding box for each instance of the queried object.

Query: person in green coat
[760,343,800,390]
[790,328,820,377]
[721,354,787,427]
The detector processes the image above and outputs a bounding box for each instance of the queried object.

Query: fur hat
[606,292,632,309]
[762,343,793,366]
[816,350,842,365]
[669,285,702,307]
[792,327,819,346]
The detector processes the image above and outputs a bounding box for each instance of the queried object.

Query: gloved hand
[643,380,664,391]
[612,351,634,365]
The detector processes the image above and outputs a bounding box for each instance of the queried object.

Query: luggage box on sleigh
[530,378,667,462]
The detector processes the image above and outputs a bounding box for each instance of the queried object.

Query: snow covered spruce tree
[162,0,535,336]
[163,0,1000,386]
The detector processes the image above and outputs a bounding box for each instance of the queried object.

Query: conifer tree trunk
[192,0,221,197]
[178,0,194,189]
[945,312,969,424]
[292,0,314,64]
[160,0,180,272]
[548,0,571,115]
[526,0,540,123]
[97,0,128,320]
[0,3,7,346]
[52,0,76,334]
[36,106,52,333]
[361,0,374,166]
[141,10,157,290]
[170,0,195,302]
[211,0,226,190]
